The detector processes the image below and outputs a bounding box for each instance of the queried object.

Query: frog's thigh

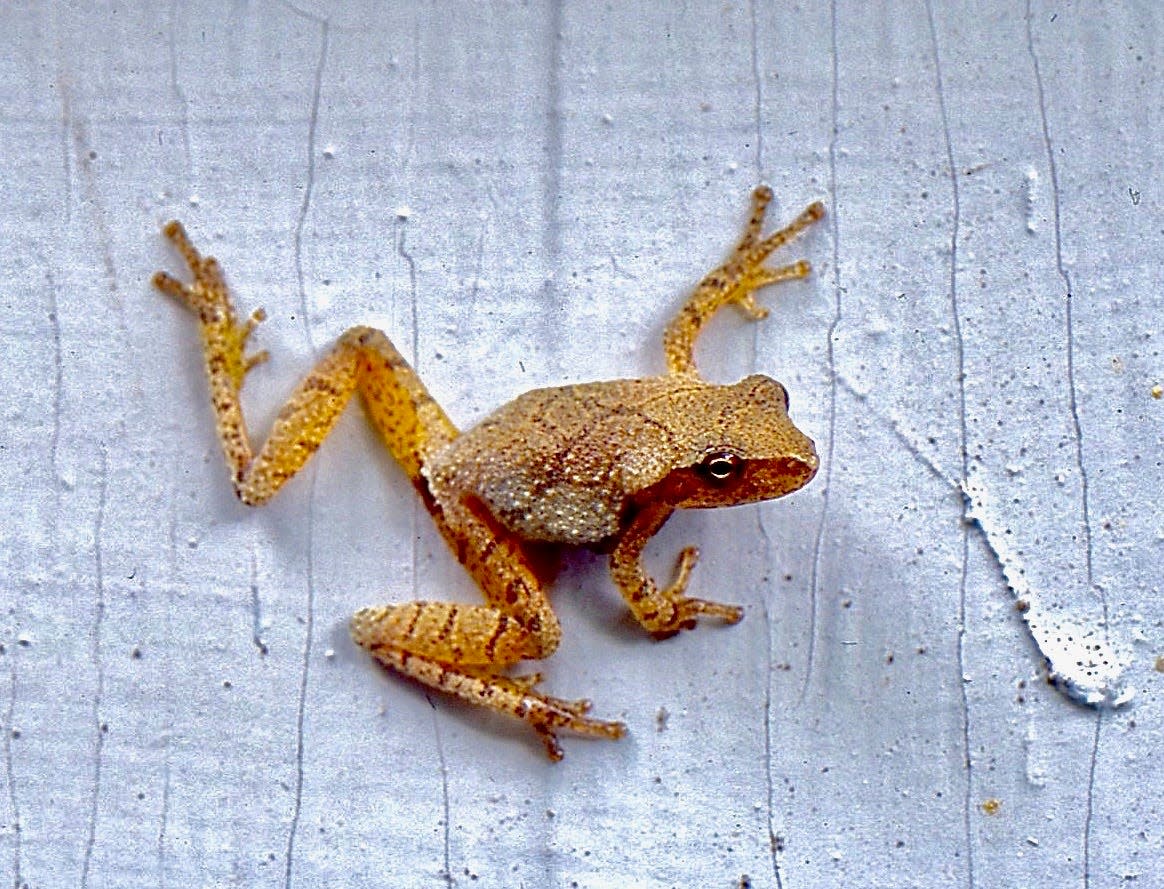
[440,498,564,659]
[238,326,456,504]
[345,327,457,482]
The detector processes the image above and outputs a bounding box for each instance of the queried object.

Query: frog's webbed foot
[352,604,626,761]
[611,506,745,637]
[456,672,625,761]
[726,186,824,312]
[648,546,744,639]
[153,221,269,389]
[663,186,824,376]
[501,674,627,762]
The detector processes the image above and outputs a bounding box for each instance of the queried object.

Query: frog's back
[426,376,697,545]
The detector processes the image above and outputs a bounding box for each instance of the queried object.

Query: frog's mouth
[721,452,819,506]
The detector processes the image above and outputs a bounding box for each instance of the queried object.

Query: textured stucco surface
[1,2,1161,887]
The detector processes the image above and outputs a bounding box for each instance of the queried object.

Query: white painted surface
[1,2,1160,887]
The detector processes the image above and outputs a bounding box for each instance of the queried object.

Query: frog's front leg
[351,499,627,760]
[663,187,825,376]
[609,502,743,638]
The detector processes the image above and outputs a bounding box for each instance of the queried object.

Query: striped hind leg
[350,497,627,761]
[156,221,625,758]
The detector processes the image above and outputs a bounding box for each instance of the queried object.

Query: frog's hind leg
[156,221,624,759]
[153,221,457,505]
[351,499,627,761]
[663,186,825,376]
[350,606,625,761]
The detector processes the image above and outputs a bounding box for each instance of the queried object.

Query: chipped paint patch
[836,377,1134,710]
[962,480,1134,709]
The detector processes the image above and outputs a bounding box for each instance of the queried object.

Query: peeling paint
[962,481,1133,709]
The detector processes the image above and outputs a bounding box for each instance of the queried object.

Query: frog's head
[634,374,818,510]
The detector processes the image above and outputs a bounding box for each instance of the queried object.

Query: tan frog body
[153,186,823,760]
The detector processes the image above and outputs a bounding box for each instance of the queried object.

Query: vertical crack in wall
[1025,3,1096,608]
[762,603,785,889]
[4,650,21,889]
[81,448,109,889]
[251,547,268,656]
[429,697,454,889]
[279,8,329,887]
[166,0,193,183]
[1025,8,1108,884]
[924,3,975,886]
[801,0,843,706]
[286,2,329,354]
[747,10,784,883]
[748,0,765,179]
[542,0,564,323]
[47,266,64,489]
[284,474,316,889]
[155,547,173,889]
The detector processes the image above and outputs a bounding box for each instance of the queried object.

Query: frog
[153,185,824,760]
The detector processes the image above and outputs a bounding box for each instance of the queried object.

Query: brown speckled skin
[154,187,823,760]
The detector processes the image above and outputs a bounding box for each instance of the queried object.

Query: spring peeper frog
[153,186,823,760]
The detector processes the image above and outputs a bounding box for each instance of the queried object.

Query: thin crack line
[747,1,766,370]
[748,0,765,179]
[397,217,419,378]
[47,265,63,483]
[542,0,564,320]
[429,697,454,889]
[1025,1,1096,607]
[469,215,487,306]
[1083,712,1101,887]
[166,0,193,180]
[924,4,974,887]
[156,577,173,889]
[401,18,420,180]
[55,23,73,229]
[762,602,784,889]
[157,14,190,876]
[801,0,842,707]
[1026,10,1101,887]
[251,547,268,656]
[4,654,21,889]
[291,10,329,353]
[283,472,317,889]
[396,216,421,595]
[282,16,326,882]
[158,460,186,889]
[81,447,109,889]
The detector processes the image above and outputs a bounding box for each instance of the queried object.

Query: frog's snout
[792,435,820,487]
[805,448,820,477]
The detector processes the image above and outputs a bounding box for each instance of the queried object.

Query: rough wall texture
[1,2,1160,887]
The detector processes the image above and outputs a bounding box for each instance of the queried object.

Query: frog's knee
[519,610,562,660]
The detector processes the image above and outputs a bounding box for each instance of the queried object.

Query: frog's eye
[697,451,744,485]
